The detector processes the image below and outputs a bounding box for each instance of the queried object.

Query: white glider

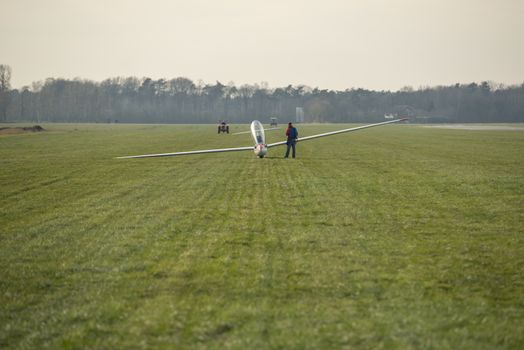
[117,118,408,159]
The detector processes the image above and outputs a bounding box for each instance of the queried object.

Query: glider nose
[254,144,268,158]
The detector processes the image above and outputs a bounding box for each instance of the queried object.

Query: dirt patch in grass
[0,125,45,135]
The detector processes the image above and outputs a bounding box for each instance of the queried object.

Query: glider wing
[116,146,254,159]
[232,127,280,135]
[266,118,407,148]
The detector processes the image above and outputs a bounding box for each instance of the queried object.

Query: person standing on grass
[284,122,298,158]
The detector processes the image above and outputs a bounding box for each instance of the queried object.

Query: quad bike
[218,120,229,134]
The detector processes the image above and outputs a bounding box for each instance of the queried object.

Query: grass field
[1,122,523,349]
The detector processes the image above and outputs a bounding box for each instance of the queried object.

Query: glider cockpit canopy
[250,120,266,145]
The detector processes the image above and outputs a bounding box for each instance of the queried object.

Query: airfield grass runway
[1,123,523,349]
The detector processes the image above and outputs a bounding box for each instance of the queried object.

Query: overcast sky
[2,0,523,91]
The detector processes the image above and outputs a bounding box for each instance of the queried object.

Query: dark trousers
[285,140,296,158]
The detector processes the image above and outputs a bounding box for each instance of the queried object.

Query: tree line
[1,65,523,124]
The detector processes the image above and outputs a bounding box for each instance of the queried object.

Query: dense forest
[1,65,523,124]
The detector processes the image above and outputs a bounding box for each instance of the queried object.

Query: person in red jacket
[284,122,298,158]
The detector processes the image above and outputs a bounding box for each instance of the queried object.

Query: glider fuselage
[250,120,268,158]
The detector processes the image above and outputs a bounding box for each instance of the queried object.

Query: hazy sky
[2,0,523,91]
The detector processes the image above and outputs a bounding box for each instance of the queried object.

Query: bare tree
[0,64,13,121]
[0,64,11,91]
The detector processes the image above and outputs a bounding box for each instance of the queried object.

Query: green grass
[1,122,523,349]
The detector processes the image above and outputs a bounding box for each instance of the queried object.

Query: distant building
[295,107,304,123]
